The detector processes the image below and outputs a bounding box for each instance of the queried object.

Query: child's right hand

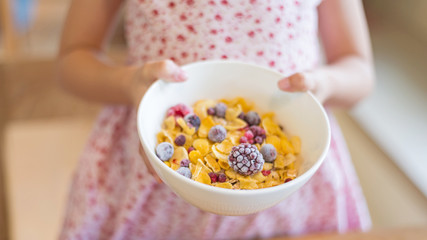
[128,59,188,107]
[128,59,187,183]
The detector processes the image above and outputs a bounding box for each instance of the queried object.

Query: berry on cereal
[156,97,302,190]
[156,142,174,161]
[249,126,266,144]
[207,107,216,116]
[215,102,227,118]
[184,114,201,130]
[239,136,248,143]
[187,146,195,153]
[177,167,192,178]
[244,111,261,126]
[208,172,218,183]
[238,112,245,120]
[208,125,227,143]
[260,144,277,163]
[228,143,264,176]
[218,173,227,182]
[174,134,186,146]
[180,159,190,167]
[167,103,191,118]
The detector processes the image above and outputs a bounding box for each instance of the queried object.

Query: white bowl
[137,60,330,216]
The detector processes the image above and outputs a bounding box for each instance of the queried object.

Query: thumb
[156,59,188,83]
[278,72,316,92]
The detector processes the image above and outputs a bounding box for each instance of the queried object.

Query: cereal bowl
[137,60,330,216]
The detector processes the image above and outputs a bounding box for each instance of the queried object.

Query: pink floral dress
[60,0,371,239]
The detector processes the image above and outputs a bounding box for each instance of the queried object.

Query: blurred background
[0,0,426,239]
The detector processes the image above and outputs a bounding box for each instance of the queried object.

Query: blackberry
[228,143,264,176]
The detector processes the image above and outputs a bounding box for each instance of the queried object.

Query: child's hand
[129,59,187,183]
[277,72,328,104]
[129,59,188,107]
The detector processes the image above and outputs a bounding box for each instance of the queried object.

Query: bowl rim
[137,60,331,195]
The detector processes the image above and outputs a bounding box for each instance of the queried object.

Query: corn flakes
[155,98,302,190]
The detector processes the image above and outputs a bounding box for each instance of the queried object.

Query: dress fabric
[60,0,371,239]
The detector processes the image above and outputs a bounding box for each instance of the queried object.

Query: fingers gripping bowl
[137,61,330,216]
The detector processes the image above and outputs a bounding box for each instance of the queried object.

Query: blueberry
[156,142,174,161]
[176,167,192,178]
[215,103,227,118]
[174,135,186,146]
[180,159,190,167]
[208,125,227,143]
[207,107,216,116]
[184,114,201,130]
[244,111,261,126]
[260,144,277,163]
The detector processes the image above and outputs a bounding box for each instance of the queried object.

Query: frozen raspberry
[249,126,266,137]
[187,146,195,153]
[244,111,261,126]
[207,107,216,116]
[228,143,264,176]
[218,173,227,182]
[180,159,190,167]
[239,136,248,143]
[208,125,227,142]
[215,103,227,118]
[285,178,293,183]
[249,126,266,143]
[167,103,191,118]
[184,114,201,130]
[174,134,186,146]
[176,167,192,178]
[244,130,254,140]
[260,144,277,162]
[238,112,245,120]
[156,142,174,161]
[208,172,218,183]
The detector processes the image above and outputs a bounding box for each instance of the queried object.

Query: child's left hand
[278,71,329,104]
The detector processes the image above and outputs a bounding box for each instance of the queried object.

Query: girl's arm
[278,0,374,108]
[58,0,186,106]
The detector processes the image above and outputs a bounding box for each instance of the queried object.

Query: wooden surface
[4,117,96,240]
